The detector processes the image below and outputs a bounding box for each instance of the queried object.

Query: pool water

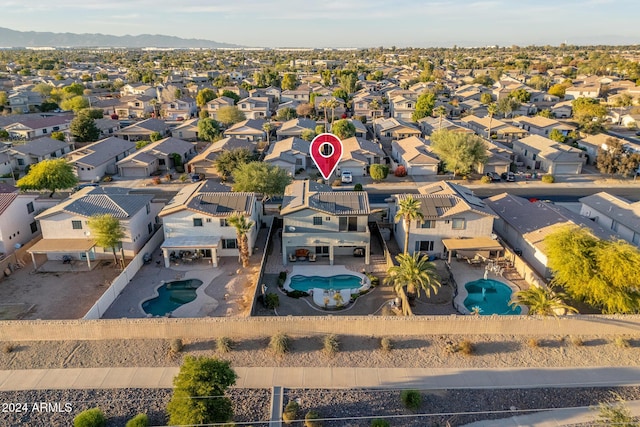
[463,279,521,315]
[289,274,363,292]
[142,279,203,316]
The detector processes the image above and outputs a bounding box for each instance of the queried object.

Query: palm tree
[383,253,441,316]
[370,99,381,120]
[486,103,498,139]
[434,106,447,129]
[327,98,339,125]
[262,122,274,146]
[227,213,255,268]
[510,286,578,317]
[394,195,424,255]
[318,98,330,132]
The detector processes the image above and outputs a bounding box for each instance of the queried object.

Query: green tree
[572,98,607,133]
[430,130,488,177]
[497,97,521,118]
[480,92,493,105]
[509,88,531,103]
[0,91,6,107]
[0,129,8,140]
[87,214,126,266]
[198,117,221,142]
[369,164,389,181]
[167,356,237,426]
[50,131,65,142]
[300,129,316,141]
[537,109,553,118]
[228,213,255,268]
[136,140,151,150]
[472,74,494,87]
[262,122,275,145]
[545,226,640,314]
[70,112,100,143]
[32,83,53,97]
[63,82,85,97]
[196,88,216,107]
[548,84,567,98]
[332,88,349,102]
[281,73,298,90]
[16,159,78,197]
[331,119,356,139]
[548,129,566,143]
[231,162,292,199]
[486,103,498,138]
[411,92,436,122]
[84,109,104,119]
[217,106,246,127]
[61,95,89,112]
[339,72,358,94]
[394,195,424,255]
[596,137,640,177]
[220,90,240,104]
[383,253,441,316]
[149,131,162,142]
[321,69,332,86]
[509,286,577,317]
[214,148,255,181]
[276,107,297,121]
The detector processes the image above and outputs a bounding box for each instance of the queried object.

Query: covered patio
[161,236,221,268]
[442,237,504,264]
[27,238,97,272]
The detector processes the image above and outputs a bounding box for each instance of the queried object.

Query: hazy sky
[1,0,638,47]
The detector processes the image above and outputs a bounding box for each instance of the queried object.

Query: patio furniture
[288,253,297,262]
[308,253,316,262]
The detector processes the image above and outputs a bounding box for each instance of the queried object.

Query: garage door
[552,164,579,174]
[120,167,148,177]
[409,165,437,175]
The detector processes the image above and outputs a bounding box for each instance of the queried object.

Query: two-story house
[237,96,271,119]
[187,137,255,177]
[7,137,74,171]
[579,192,640,247]
[391,136,439,176]
[513,135,585,174]
[120,84,157,98]
[335,137,385,179]
[263,137,310,175]
[29,186,161,269]
[391,181,497,258]
[116,137,196,177]
[66,136,136,182]
[158,181,261,268]
[0,184,43,257]
[281,88,311,103]
[277,118,316,140]
[460,115,527,141]
[373,117,421,143]
[205,96,236,120]
[4,115,73,140]
[115,118,169,142]
[513,116,576,138]
[281,180,370,265]
[161,98,197,120]
[223,119,267,142]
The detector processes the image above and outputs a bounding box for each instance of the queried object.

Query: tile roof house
[115,119,169,142]
[158,181,261,268]
[237,96,271,119]
[0,184,43,257]
[460,115,527,141]
[223,118,267,142]
[29,186,161,269]
[477,140,512,175]
[373,117,421,142]
[116,137,196,178]
[391,136,439,176]
[513,135,585,175]
[513,116,576,138]
[4,115,73,140]
[486,193,619,279]
[66,137,136,182]
[277,118,316,140]
[263,137,310,175]
[392,181,497,258]
[579,192,640,247]
[187,137,255,177]
[204,96,235,120]
[172,118,200,141]
[280,180,371,266]
[335,136,386,179]
[7,137,74,171]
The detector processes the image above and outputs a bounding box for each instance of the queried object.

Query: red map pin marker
[310,133,343,180]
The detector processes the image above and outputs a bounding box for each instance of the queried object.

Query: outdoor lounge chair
[308,253,316,262]
[288,253,297,262]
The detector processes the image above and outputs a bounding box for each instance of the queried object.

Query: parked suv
[486,172,501,182]
[501,171,516,182]
[341,171,353,183]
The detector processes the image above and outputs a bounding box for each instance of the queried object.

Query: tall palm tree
[486,103,498,139]
[434,106,447,129]
[370,99,381,120]
[394,195,424,255]
[262,122,274,146]
[318,98,330,132]
[384,253,441,316]
[227,213,255,268]
[510,286,578,317]
[326,98,339,130]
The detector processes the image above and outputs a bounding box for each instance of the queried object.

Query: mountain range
[0,27,242,49]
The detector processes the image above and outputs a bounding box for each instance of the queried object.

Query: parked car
[486,172,501,182]
[341,171,353,183]
[191,173,204,182]
[501,171,516,182]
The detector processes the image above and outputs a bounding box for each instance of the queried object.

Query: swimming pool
[142,279,203,316]
[463,279,521,315]
[288,274,364,292]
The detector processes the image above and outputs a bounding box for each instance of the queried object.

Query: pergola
[442,237,504,263]
[27,238,97,271]
[161,236,221,268]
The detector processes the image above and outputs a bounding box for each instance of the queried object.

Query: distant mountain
[0,27,243,49]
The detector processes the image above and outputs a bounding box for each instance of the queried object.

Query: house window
[220,218,229,227]
[633,233,639,245]
[222,239,237,249]
[524,150,528,157]
[421,220,435,229]
[72,220,82,230]
[452,218,466,230]
[148,222,153,234]
[193,218,203,227]
[532,154,537,161]
[27,202,34,214]
[53,126,59,131]
[146,203,150,214]
[611,220,618,232]
[42,129,47,134]
[30,221,38,233]
[339,216,358,231]
[313,217,322,226]
[206,218,212,223]
[17,159,24,166]
[158,159,166,166]
[415,240,434,252]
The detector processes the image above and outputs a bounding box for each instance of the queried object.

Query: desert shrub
[304,410,322,427]
[541,174,555,183]
[216,337,232,354]
[331,179,342,187]
[394,165,407,177]
[278,271,287,287]
[269,333,290,355]
[2,343,15,354]
[323,334,340,357]
[125,413,148,427]
[444,341,458,354]
[170,338,184,353]
[370,164,389,181]
[151,176,161,185]
[371,419,390,427]
[570,336,584,347]
[597,396,635,426]
[285,290,309,299]
[480,175,492,184]
[179,174,188,182]
[74,408,106,427]
[380,337,392,352]
[282,401,299,425]
[366,273,379,286]
[527,338,540,348]
[354,183,363,191]
[614,336,631,348]
[400,389,422,411]
[458,340,475,355]
[102,175,112,182]
[265,293,280,309]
